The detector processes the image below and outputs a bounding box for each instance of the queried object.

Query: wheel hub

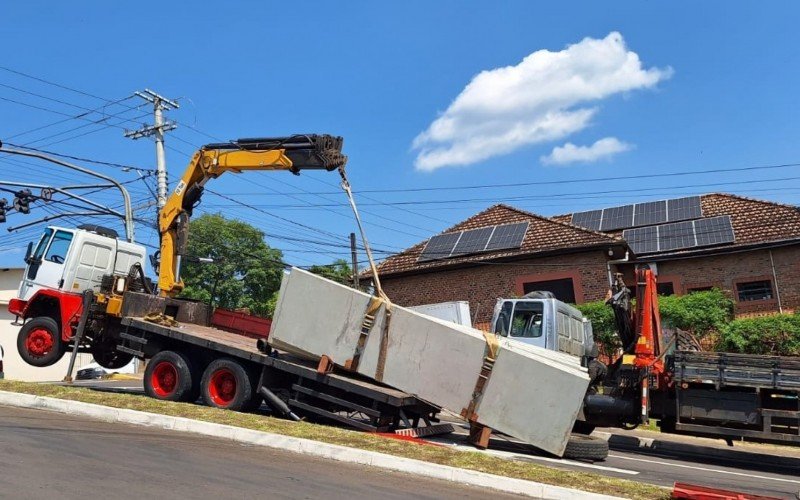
[151,361,178,397]
[26,328,54,357]
[209,369,236,406]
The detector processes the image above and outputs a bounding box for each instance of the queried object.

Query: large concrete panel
[269,268,589,456]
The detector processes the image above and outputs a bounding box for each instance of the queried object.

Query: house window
[736,280,774,302]
[687,286,714,293]
[522,278,576,304]
[657,282,675,296]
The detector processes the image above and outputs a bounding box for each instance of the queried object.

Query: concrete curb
[0,391,622,500]
[596,431,800,473]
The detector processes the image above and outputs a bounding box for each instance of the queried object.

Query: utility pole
[350,232,360,289]
[124,89,179,211]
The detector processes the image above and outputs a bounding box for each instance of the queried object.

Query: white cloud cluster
[540,137,632,165]
[412,32,671,171]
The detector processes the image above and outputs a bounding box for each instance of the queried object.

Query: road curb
[0,391,621,500]
[595,431,800,472]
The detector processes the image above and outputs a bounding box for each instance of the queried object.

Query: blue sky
[1,2,798,270]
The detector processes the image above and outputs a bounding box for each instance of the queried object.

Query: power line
[0,66,114,102]
[215,161,800,196]
[2,142,154,172]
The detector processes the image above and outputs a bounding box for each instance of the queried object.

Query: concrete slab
[270,268,590,456]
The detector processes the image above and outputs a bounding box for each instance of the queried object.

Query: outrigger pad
[205,134,347,172]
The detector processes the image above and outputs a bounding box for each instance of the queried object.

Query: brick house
[567,193,800,317]
[369,204,628,326]
[369,193,800,323]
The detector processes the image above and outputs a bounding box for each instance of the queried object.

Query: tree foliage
[719,313,800,356]
[180,213,285,317]
[306,259,353,285]
[576,288,734,356]
[658,288,734,340]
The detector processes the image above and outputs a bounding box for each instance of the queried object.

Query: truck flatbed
[671,350,800,444]
[119,316,438,431]
[674,351,800,391]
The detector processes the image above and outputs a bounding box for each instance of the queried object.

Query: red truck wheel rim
[151,361,178,397]
[208,368,236,406]
[26,328,54,357]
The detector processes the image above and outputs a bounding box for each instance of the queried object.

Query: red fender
[9,289,84,342]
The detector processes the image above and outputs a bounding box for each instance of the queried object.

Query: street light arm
[0,143,134,242]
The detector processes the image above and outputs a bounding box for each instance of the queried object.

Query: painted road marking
[608,454,800,485]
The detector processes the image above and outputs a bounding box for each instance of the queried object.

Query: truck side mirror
[24,241,33,264]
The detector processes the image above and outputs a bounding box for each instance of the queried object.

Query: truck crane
[578,267,800,445]
[6,134,447,435]
[8,134,346,369]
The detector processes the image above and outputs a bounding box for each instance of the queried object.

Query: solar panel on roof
[623,226,659,254]
[633,200,667,227]
[600,204,634,231]
[694,215,735,247]
[667,196,702,222]
[451,227,494,256]
[571,210,603,231]
[485,222,529,251]
[418,232,461,261]
[659,220,696,252]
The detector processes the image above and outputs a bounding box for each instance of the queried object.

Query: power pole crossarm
[124,89,179,210]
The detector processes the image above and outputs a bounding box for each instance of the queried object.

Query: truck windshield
[510,302,544,338]
[32,228,53,261]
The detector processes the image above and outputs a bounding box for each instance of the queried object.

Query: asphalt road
[0,406,522,500]
[432,430,800,499]
[65,379,800,498]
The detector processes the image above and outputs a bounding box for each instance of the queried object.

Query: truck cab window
[45,230,73,264]
[510,302,544,338]
[494,301,513,337]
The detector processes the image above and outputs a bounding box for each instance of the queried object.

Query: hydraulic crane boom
[158,134,347,296]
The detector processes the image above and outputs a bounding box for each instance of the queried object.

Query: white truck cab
[490,293,596,359]
[19,224,146,302]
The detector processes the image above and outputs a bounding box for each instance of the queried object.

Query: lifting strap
[339,167,393,381]
[462,330,501,421]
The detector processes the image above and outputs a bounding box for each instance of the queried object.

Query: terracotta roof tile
[373,204,622,277]
[554,193,800,258]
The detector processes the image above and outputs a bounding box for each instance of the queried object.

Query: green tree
[658,288,733,340]
[180,213,285,317]
[306,259,353,285]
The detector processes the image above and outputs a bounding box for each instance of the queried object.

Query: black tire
[563,434,609,462]
[201,358,256,411]
[91,337,134,369]
[144,350,196,402]
[17,317,65,367]
[572,420,596,435]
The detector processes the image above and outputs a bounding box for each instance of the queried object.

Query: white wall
[0,268,92,381]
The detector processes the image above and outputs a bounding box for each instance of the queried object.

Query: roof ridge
[705,192,800,211]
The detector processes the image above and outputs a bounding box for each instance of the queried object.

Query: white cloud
[412,32,671,171]
[540,137,632,165]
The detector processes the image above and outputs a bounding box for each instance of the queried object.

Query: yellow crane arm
[157,134,346,296]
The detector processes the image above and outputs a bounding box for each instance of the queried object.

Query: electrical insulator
[0,199,7,223]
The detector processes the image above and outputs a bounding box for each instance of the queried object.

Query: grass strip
[0,379,667,499]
